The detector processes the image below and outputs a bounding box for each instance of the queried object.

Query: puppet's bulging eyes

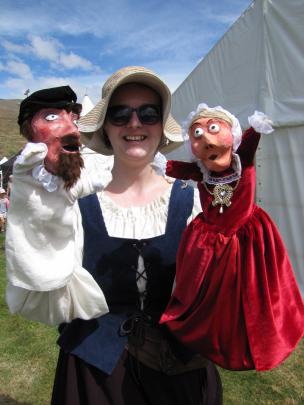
[45,113,59,121]
[208,123,220,133]
[193,127,204,138]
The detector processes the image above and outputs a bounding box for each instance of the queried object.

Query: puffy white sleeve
[187,187,201,223]
[5,142,110,326]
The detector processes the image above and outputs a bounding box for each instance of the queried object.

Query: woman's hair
[103,131,112,149]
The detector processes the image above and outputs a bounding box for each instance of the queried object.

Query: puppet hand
[67,167,112,203]
[13,142,48,173]
[248,111,274,134]
[13,142,60,192]
[151,151,167,176]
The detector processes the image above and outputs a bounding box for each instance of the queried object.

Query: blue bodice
[57,180,194,374]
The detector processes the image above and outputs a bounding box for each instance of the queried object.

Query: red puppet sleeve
[236,127,261,166]
[166,160,203,182]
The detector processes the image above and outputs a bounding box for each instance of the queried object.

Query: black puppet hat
[18,86,82,126]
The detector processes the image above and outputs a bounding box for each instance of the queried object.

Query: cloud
[2,40,31,54]
[0,1,251,55]
[58,52,94,70]
[1,35,100,72]
[2,71,106,102]
[0,58,33,80]
[29,35,97,71]
[0,0,253,100]
[7,60,33,80]
[30,36,62,62]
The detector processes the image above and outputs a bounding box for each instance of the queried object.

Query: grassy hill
[0,99,26,158]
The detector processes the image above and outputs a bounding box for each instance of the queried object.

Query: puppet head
[182,103,242,172]
[18,86,84,189]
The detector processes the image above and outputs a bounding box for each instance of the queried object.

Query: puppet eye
[208,123,220,133]
[45,113,59,121]
[193,127,204,138]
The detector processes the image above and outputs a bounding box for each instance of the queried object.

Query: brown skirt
[51,350,222,405]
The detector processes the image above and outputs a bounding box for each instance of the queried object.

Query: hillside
[0,99,26,158]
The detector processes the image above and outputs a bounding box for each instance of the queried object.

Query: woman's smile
[123,135,147,142]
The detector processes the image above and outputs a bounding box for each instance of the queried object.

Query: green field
[0,99,25,158]
[0,233,303,404]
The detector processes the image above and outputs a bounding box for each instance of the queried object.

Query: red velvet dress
[160,128,304,371]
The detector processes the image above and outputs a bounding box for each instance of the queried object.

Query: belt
[120,314,207,375]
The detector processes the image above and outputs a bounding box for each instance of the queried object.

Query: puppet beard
[57,152,84,190]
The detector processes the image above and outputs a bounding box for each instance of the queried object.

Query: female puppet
[160,104,304,371]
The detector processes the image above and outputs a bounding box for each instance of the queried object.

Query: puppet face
[31,108,81,174]
[189,117,233,172]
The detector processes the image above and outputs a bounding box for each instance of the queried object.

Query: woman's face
[189,117,233,172]
[104,83,163,164]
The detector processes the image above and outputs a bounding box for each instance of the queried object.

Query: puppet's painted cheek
[191,143,202,159]
[208,129,233,148]
[31,122,55,143]
[47,150,59,163]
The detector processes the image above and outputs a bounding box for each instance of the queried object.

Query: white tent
[81,94,94,116]
[80,94,114,173]
[168,0,304,293]
[81,145,113,177]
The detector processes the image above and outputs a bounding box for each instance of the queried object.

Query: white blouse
[6,145,201,326]
[91,186,200,239]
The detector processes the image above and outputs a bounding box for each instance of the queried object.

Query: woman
[0,188,9,232]
[8,66,223,404]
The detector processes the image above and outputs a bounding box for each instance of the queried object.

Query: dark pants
[51,350,222,405]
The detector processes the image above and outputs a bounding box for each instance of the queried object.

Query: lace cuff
[248,111,274,134]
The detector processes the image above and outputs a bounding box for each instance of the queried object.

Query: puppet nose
[202,134,216,149]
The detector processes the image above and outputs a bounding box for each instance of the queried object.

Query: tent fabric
[256,127,304,292]
[81,95,94,117]
[80,146,113,177]
[168,0,304,294]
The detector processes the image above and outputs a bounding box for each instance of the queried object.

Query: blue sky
[0,0,253,103]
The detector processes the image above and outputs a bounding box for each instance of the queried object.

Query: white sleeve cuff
[248,111,274,134]
[6,265,109,326]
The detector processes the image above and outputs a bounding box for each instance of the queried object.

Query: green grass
[0,99,25,158]
[0,234,58,405]
[0,233,303,404]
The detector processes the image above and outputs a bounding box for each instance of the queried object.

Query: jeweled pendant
[211,183,234,213]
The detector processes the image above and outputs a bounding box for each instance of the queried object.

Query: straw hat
[78,66,183,155]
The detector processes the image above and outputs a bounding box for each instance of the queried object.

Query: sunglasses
[106,104,162,126]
